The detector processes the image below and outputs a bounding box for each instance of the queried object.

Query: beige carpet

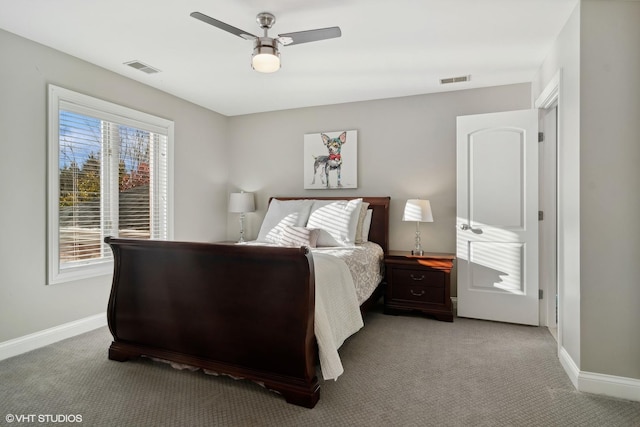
[1,305,639,426]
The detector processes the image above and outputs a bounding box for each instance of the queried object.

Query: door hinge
[539,289,544,300]
[538,210,544,221]
[538,132,544,142]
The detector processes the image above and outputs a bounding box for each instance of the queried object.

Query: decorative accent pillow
[306,198,363,247]
[354,202,370,244]
[256,199,314,244]
[361,209,373,242]
[279,226,319,248]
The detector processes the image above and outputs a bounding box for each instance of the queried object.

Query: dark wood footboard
[105,237,319,408]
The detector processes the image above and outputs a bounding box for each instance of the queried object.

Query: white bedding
[312,252,363,380]
[315,243,384,379]
[312,242,384,380]
[312,242,384,305]
[311,242,384,380]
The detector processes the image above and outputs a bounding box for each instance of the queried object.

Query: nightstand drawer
[391,268,444,288]
[390,283,444,304]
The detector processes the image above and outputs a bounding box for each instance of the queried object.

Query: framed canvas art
[304,130,357,189]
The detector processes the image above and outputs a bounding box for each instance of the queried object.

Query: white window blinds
[48,85,173,284]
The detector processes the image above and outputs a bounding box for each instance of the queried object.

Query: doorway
[535,72,560,344]
[539,105,558,338]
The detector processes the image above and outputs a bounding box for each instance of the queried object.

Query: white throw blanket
[312,252,364,380]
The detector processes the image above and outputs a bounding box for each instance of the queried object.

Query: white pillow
[278,226,319,248]
[307,198,363,247]
[361,209,373,242]
[355,202,370,244]
[256,199,314,244]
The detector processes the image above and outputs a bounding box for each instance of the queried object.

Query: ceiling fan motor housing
[256,12,276,30]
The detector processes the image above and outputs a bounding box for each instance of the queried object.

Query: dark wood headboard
[270,197,390,254]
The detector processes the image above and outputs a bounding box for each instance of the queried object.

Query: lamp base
[411,221,424,256]
[237,213,246,243]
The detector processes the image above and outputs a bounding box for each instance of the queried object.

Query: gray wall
[0,29,229,342]
[580,0,640,379]
[226,85,532,255]
[534,0,640,381]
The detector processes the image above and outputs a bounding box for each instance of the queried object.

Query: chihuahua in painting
[311,131,347,188]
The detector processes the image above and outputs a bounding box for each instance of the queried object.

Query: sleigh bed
[105,196,390,408]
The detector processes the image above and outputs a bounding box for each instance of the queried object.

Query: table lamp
[229,191,255,243]
[402,199,433,256]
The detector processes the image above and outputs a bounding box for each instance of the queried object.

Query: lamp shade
[229,192,255,213]
[402,199,433,222]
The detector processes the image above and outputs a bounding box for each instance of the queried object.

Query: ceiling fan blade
[277,27,341,46]
[190,12,257,40]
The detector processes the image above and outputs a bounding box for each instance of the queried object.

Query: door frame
[535,71,561,350]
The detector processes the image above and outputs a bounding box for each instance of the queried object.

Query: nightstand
[384,251,455,322]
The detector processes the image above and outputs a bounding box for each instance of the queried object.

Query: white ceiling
[0,0,578,116]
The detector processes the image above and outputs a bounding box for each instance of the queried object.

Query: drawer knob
[410,274,425,281]
[410,289,425,296]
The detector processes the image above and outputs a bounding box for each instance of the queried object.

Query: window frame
[47,84,174,285]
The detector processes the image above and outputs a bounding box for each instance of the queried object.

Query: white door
[456,109,539,325]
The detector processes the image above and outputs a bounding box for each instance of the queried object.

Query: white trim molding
[535,70,561,109]
[0,313,107,361]
[451,296,458,317]
[47,84,174,285]
[559,346,580,388]
[560,346,640,402]
[579,372,640,402]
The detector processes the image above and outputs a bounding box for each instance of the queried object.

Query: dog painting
[304,130,357,189]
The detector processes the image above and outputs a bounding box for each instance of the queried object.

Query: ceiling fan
[190,11,341,73]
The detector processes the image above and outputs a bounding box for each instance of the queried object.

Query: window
[48,85,173,284]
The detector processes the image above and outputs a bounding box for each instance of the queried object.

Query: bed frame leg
[280,386,320,409]
[108,341,140,362]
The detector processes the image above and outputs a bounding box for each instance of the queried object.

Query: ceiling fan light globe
[252,53,280,73]
[251,39,280,73]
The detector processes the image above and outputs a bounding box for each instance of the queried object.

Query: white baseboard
[579,371,640,402]
[560,345,640,402]
[559,346,580,388]
[0,313,107,362]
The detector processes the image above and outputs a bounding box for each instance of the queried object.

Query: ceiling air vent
[440,75,471,85]
[124,60,161,74]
